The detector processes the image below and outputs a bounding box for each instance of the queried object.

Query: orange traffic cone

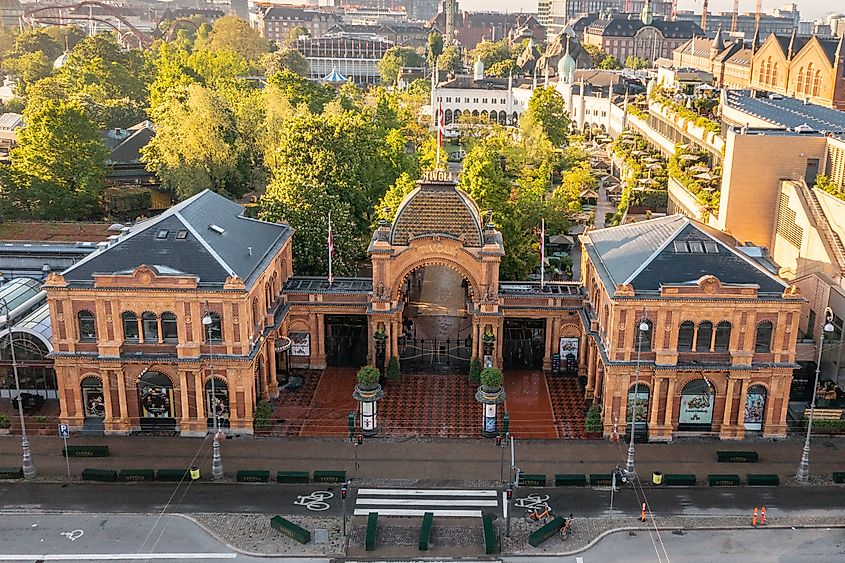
[761,506,766,525]
[752,506,758,527]
[640,502,646,522]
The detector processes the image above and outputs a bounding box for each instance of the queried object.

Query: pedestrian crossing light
[341,482,348,499]
[496,435,502,446]
[356,434,363,446]
[506,485,513,500]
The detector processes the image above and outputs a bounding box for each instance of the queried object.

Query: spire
[640,0,653,26]
[751,25,760,55]
[836,33,844,61]
[787,28,797,59]
[710,26,723,59]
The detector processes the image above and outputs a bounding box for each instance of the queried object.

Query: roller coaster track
[23,1,152,47]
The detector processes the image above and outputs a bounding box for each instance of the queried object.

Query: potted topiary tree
[386,356,401,381]
[475,367,505,437]
[584,404,603,439]
[0,414,10,435]
[353,366,384,436]
[468,357,481,382]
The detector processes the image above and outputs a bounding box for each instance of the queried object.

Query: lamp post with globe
[202,310,224,480]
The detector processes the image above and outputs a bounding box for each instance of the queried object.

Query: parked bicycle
[524,504,555,524]
[561,513,573,540]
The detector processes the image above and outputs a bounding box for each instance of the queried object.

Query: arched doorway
[204,377,230,428]
[744,385,767,432]
[399,264,473,371]
[137,371,176,432]
[678,378,715,431]
[81,376,105,418]
[0,330,57,399]
[503,319,545,369]
[627,383,649,434]
[325,315,368,367]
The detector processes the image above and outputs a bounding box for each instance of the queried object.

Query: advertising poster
[559,337,579,362]
[205,387,230,422]
[744,389,766,430]
[83,388,105,418]
[626,389,649,424]
[139,385,173,418]
[290,332,311,356]
[679,391,714,425]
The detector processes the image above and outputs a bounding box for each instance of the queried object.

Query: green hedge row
[0,467,23,479]
[63,445,109,457]
[270,515,310,544]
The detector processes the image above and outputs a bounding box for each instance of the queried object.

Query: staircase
[800,182,845,275]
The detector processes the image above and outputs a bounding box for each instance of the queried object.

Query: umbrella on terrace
[638,177,659,185]
[642,156,659,163]
[631,150,646,156]
[646,162,663,170]
[689,165,710,173]
[678,154,699,161]
[694,172,719,182]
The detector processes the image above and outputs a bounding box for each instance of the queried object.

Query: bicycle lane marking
[292,491,334,512]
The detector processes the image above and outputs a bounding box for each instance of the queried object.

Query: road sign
[58,424,69,438]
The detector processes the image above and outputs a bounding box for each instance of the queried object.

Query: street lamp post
[796,307,835,483]
[202,310,224,480]
[0,297,36,479]
[625,320,650,475]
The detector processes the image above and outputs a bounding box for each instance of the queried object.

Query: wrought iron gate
[399,337,472,372]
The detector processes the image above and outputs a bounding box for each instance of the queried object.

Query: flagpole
[540,218,545,289]
[328,212,333,286]
[436,102,442,171]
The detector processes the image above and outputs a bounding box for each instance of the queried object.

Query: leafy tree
[205,15,269,61]
[427,31,443,66]
[375,172,417,223]
[142,84,250,201]
[469,40,514,70]
[582,44,606,67]
[597,55,622,70]
[3,51,52,97]
[6,100,107,219]
[0,25,17,58]
[286,25,310,47]
[377,46,424,85]
[268,69,335,113]
[487,59,517,77]
[437,45,463,75]
[522,86,570,147]
[262,48,309,77]
[625,55,650,70]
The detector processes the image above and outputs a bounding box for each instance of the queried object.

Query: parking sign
[58,424,69,438]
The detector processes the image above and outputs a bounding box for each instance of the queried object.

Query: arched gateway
[367,171,505,371]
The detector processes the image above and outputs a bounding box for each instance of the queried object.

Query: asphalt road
[3,482,845,519]
[504,528,845,563]
[0,512,328,562]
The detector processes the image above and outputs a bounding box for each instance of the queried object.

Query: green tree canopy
[377,46,424,84]
[469,40,514,70]
[427,31,443,65]
[267,69,336,113]
[285,26,310,47]
[522,86,570,147]
[205,15,269,61]
[437,45,463,75]
[261,48,309,77]
[624,55,650,70]
[6,100,107,219]
[597,55,622,70]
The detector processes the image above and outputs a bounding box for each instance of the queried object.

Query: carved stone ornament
[233,316,240,324]
[185,315,192,324]
[740,324,747,333]
[619,324,626,331]
[105,315,113,322]
[57,313,64,322]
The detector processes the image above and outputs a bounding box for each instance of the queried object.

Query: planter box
[664,474,697,486]
[747,474,779,487]
[833,472,845,484]
[63,445,109,458]
[313,470,345,483]
[365,512,378,551]
[119,469,155,482]
[708,474,741,486]
[237,470,270,483]
[419,511,433,551]
[528,515,564,547]
[82,468,117,482]
[0,466,23,479]
[270,515,310,544]
[518,473,546,487]
[590,473,613,486]
[482,513,497,554]
[716,451,758,463]
[555,473,587,487]
[276,471,310,484]
[155,468,189,482]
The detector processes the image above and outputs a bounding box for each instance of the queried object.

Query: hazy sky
[456,0,833,21]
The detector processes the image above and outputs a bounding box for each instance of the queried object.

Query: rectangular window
[156,230,169,239]
[123,315,139,342]
[142,314,159,343]
[176,230,188,240]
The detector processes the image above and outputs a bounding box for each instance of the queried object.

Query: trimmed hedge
[555,473,587,486]
[519,474,546,487]
[483,513,497,554]
[313,470,346,483]
[747,474,779,486]
[708,474,741,486]
[590,473,613,486]
[716,451,758,463]
[277,471,310,484]
[119,469,155,482]
[528,515,565,547]
[0,466,23,479]
[365,512,378,551]
[419,511,433,551]
[63,445,109,457]
[237,470,270,483]
[155,468,189,482]
[270,515,310,544]
[82,468,117,482]
[664,474,696,486]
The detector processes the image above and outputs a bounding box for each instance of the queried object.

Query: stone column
[648,376,661,431]
[267,338,279,398]
[663,376,676,436]
[179,369,194,436]
[101,371,113,429]
[585,342,595,396]
[735,377,749,440]
[720,377,736,438]
[543,317,554,371]
[194,369,204,430]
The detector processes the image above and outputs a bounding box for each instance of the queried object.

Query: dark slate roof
[107,124,154,165]
[582,215,786,297]
[724,91,845,133]
[391,179,483,247]
[62,190,292,289]
[588,16,701,39]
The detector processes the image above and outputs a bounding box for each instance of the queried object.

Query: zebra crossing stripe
[356,488,497,497]
[355,498,498,507]
[354,488,499,518]
[353,508,483,517]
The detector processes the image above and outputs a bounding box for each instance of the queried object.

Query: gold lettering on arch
[417,243,457,257]
[422,170,455,183]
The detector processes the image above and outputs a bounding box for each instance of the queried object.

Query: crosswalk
[354,488,500,518]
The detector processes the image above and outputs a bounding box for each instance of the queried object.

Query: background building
[674,7,799,39]
[293,36,391,84]
[584,11,701,63]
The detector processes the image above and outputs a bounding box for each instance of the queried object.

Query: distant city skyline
[456,0,833,21]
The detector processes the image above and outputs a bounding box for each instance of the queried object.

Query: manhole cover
[315,529,328,544]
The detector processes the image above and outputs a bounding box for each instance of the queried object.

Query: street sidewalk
[1,433,844,484]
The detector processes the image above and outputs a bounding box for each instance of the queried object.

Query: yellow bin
[190,467,201,480]
[652,471,663,485]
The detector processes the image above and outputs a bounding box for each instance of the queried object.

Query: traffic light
[495,435,502,446]
[341,481,348,499]
[356,434,363,446]
[506,485,513,500]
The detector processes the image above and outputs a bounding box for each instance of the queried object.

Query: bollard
[761,506,766,526]
[640,502,646,522]
[752,507,758,527]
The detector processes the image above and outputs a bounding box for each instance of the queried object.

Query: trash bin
[190,467,201,480]
[652,471,663,485]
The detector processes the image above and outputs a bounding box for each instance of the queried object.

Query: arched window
[804,64,814,94]
[696,321,713,352]
[635,319,653,351]
[161,312,178,342]
[252,297,260,330]
[142,312,158,342]
[678,321,695,351]
[77,310,96,342]
[755,321,773,353]
[444,108,453,124]
[797,66,805,93]
[812,70,821,97]
[454,109,462,120]
[763,57,772,84]
[758,61,766,83]
[714,321,731,352]
[122,311,139,342]
[204,312,223,343]
[771,63,779,85]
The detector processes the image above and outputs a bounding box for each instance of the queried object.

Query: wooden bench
[805,408,844,420]
[276,471,309,484]
[155,468,189,482]
[119,469,155,482]
[63,445,109,457]
[708,474,741,486]
[518,473,546,487]
[0,466,23,479]
[236,470,270,483]
[747,474,780,486]
[528,515,564,547]
[82,468,117,482]
[832,471,845,484]
[482,513,497,554]
[555,473,587,486]
[419,512,433,551]
[663,474,696,486]
[589,473,613,486]
[313,470,346,483]
[270,515,310,544]
[365,512,378,551]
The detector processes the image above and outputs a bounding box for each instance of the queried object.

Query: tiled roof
[62,190,292,289]
[391,181,483,247]
[582,215,786,296]
[0,112,22,130]
[588,16,701,39]
[724,91,845,133]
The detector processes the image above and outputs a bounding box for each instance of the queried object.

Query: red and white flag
[540,218,545,288]
[327,212,334,285]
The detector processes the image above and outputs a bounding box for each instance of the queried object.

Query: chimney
[248,246,253,256]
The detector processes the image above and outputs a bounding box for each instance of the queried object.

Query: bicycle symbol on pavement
[293,490,334,511]
[513,494,551,510]
[60,529,84,542]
